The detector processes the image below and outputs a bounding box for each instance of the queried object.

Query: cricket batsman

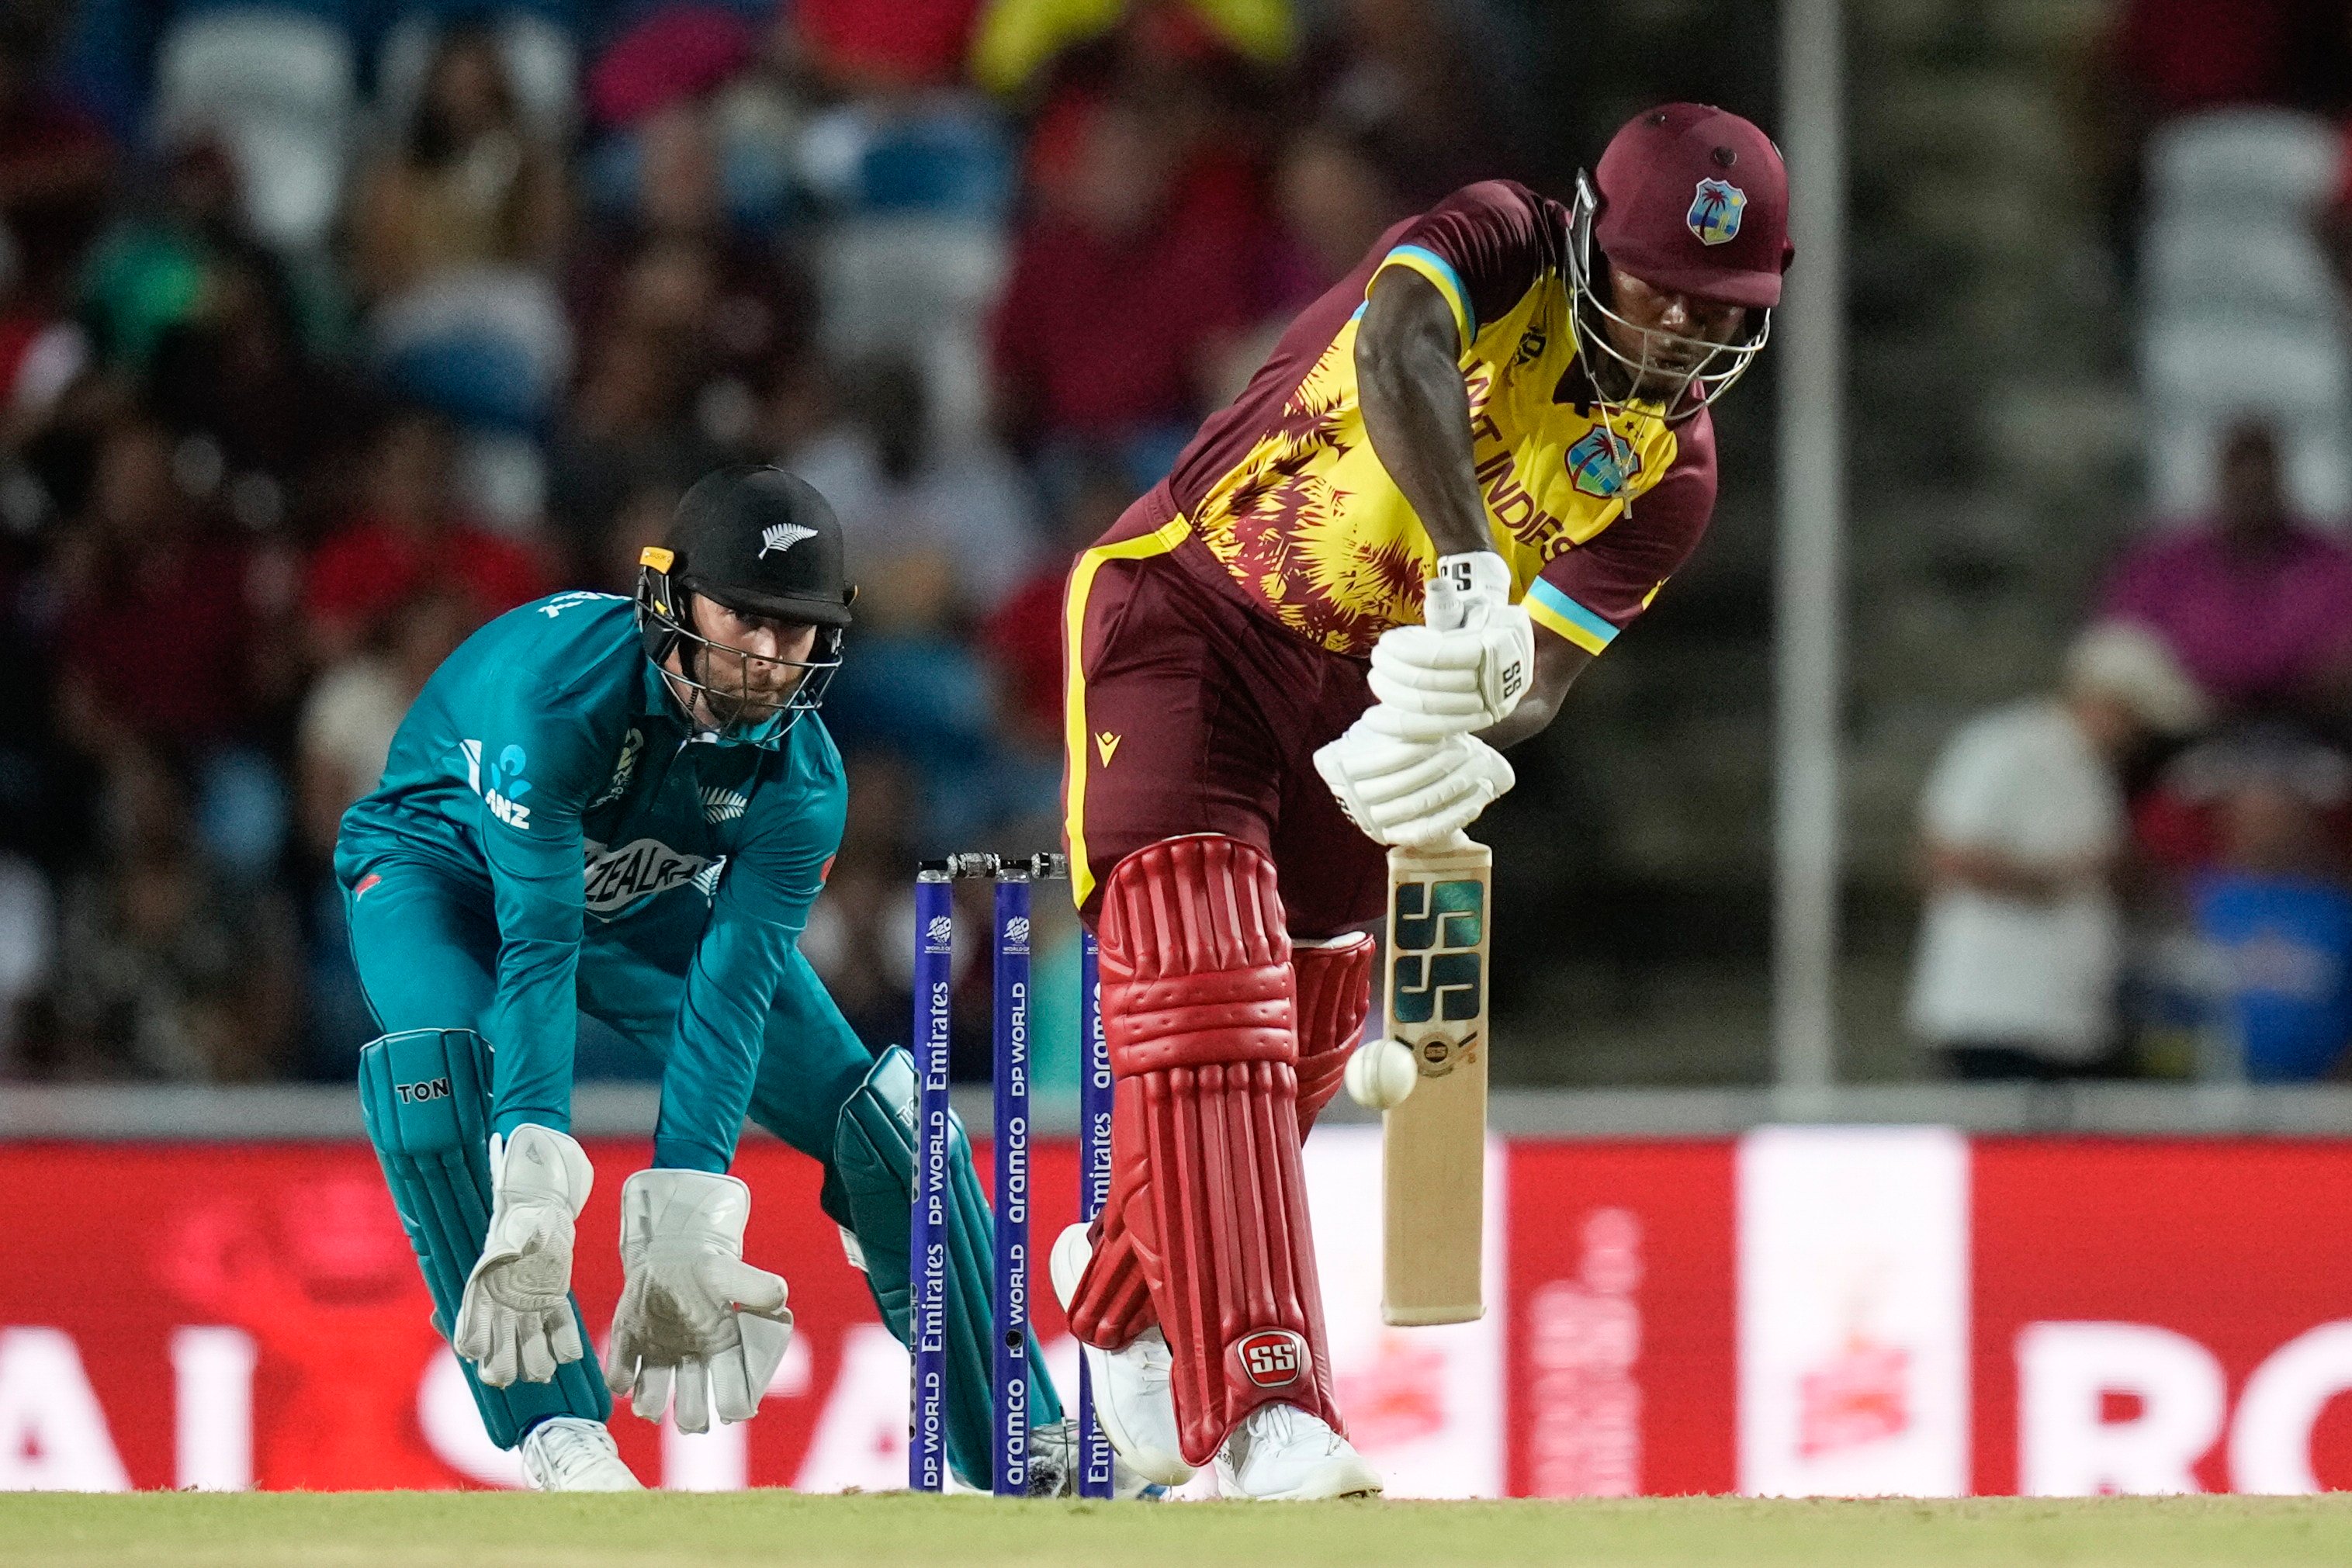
[1054,105,1793,1497]
[338,466,1079,1492]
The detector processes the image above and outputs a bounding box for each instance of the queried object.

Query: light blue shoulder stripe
[1527,577,1619,646]
[1384,244,1477,338]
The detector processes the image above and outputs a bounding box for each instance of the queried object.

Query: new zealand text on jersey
[582,837,710,915]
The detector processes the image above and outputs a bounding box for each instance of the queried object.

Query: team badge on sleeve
[1688,178,1747,245]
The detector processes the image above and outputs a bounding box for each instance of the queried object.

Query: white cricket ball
[1345,1037,1420,1110]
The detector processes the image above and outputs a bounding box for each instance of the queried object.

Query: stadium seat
[2141,221,2338,328]
[813,218,1007,452]
[579,78,802,231]
[2137,108,2352,521]
[456,430,549,531]
[2142,319,2351,518]
[370,265,572,433]
[2145,109,2341,219]
[55,0,155,145]
[372,11,579,141]
[796,102,1016,220]
[154,8,356,254]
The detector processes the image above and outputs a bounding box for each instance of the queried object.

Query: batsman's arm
[1476,630,1588,749]
[1358,269,1592,749]
[1356,268,1494,562]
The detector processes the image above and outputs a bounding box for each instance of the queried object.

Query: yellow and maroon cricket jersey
[1146,178,1719,660]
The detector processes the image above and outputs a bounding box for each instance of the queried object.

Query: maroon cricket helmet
[1592,103,1793,310]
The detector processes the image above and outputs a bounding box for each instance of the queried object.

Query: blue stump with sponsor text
[990,871,1031,1496]
[909,853,1114,1498]
[909,870,953,1493]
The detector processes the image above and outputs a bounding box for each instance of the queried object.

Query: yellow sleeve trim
[1525,578,1619,656]
[1372,245,1474,349]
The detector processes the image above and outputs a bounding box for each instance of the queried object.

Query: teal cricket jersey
[336,590,847,1170]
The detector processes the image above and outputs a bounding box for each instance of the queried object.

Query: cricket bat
[1379,834,1491,1325]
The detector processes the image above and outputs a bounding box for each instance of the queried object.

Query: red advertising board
[11,1132,2352,1496]
[1505,1141,1736,1497]
[1972,1140,2352,1497]
[0,1140,1091,1493]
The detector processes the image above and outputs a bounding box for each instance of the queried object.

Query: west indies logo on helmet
[1566,102,1795,427]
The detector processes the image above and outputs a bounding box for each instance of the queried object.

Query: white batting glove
[606,1168,794,1434]
[1314,710,1515,850]
[455,1123,594,1386]
[1369,552,1535,740]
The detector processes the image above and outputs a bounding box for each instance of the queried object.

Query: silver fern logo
[692,857,727,898]
[759,522,816,558]
[700,787,748,824]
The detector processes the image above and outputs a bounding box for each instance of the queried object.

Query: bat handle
[1394,829,1476,864]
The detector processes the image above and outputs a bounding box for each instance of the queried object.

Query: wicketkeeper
[1056,105,1792,1497]
[340,466,1079,1491]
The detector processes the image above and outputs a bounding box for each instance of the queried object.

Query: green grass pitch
[5,1494,2352,1567]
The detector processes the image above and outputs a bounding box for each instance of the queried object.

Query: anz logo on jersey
[456,739,533,831]
[582,836,711,914]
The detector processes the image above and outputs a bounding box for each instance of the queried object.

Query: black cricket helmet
[636,465,857,746]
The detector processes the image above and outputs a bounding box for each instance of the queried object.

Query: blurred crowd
[1905,0,2352,1085]
[0,0,1549,1085]
[27,0,2352,1093]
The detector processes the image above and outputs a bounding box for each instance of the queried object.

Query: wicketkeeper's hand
[455,1123,594,1386]
[606,1168,794,1434]
[1367,552,1535,741]
[1314,710,1515,850]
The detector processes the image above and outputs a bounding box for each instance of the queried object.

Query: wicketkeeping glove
[455,1123,595,1386]
[1314,709,1515,850]
[606,1168,794,1434]
[1368,551,1536,740]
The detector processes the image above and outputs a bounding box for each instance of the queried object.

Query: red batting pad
[1074,929,1375,1352]
[1292,933,1375,1134]
[1074,836,1342,1463]
[1069,1206,1156,1349]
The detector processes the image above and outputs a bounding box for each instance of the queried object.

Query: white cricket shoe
[1214,1404,1381,1501]
[520,1417,643,1491]
[1048,1223,1196,1487]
